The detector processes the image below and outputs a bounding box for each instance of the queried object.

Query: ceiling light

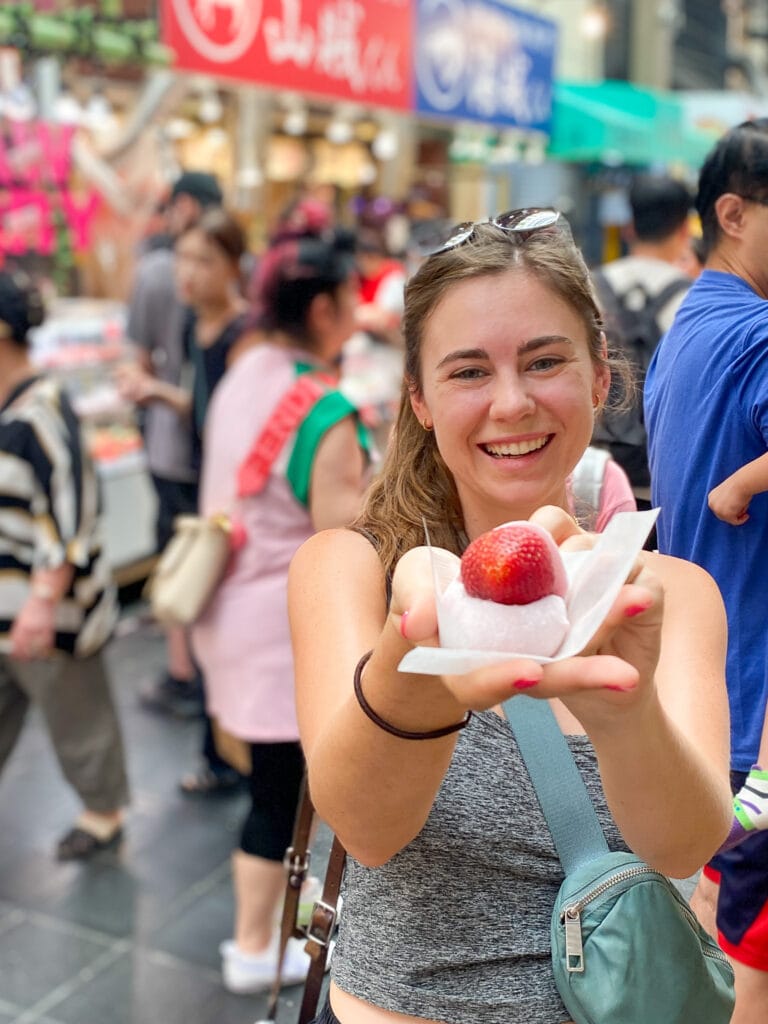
[372,128,398,161]
[237,165,263,188]
[581,3,610,39]
[283,107,308,135]
[326,118,353,145]
[199,91,223,124]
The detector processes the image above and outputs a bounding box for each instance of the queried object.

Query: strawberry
[460,521,568,606]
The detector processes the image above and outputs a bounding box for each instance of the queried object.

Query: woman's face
[175,229,237,307]
[310,277,359,360]
[410,269,609,538]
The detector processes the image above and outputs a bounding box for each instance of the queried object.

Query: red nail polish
[625,604,650,618]
[399,610,409,639]
[604,684,631,692]
[513,679,539,690]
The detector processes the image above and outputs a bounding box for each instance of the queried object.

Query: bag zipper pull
[564,906,584,972]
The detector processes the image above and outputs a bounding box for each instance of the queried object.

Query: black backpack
[591,269,689,489]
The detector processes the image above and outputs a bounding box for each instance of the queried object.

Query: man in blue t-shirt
[645,118,768,1024]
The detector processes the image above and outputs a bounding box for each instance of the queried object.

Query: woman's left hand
[527,506,663,721]
[423,506,662,714]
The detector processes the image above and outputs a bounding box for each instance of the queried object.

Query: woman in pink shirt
[192,228,371,993]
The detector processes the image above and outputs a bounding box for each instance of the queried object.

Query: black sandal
[178,766,244,797]
[56,825,124,861]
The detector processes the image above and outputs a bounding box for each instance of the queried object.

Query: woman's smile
[479,434,553,458]
[410,269,607,533]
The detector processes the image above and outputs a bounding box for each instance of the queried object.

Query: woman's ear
[594,354,610,407]
[408,379,429,427]
[308,292,333,335]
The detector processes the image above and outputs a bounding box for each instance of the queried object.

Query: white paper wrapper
[398,508,659,675]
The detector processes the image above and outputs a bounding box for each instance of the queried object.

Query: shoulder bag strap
[298,836,346,1024]
[265,773,316,1021]
[502,695,608,873]
[236,372,335,499]
[266,780,348,1023]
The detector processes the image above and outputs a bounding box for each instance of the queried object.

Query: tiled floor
[0,613,329,1024]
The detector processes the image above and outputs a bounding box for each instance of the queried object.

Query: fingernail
[513,679,539,690]
[399,610,409,639]
[625,604,650,618]
[604,684,633,692]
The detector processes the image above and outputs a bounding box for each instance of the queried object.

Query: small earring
[422,419,433,431]
[592,393,601,410]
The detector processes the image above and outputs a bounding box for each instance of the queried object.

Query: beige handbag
[146,372,333,629]
[148,513,233,627]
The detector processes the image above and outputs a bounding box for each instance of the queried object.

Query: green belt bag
[504,696,735,1024]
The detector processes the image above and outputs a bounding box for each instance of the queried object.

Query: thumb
[390,545,459,644]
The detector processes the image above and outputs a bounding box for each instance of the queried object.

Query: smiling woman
[288,214,733,1024]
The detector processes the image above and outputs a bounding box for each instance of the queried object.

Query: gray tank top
[332,708,627,1023]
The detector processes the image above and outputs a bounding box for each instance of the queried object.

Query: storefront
[159,0,558,227]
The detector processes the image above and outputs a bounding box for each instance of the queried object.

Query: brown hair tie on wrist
[353,650,472,740]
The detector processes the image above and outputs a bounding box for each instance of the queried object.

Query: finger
[529,505,584,546]
[391,546,460,635]
[443,658,545,709]
[539,653,640,693]
[581,580,660,654]
[397,593,439,644]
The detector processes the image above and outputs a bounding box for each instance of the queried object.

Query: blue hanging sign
[414,0,557,133]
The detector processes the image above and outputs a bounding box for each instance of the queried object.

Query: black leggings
[239,740,305,860]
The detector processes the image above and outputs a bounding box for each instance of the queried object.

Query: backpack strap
[570,446,611,512]
[502,695,609,872]
[644,276,690,324]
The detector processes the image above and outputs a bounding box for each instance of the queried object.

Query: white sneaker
[220,936,311,995]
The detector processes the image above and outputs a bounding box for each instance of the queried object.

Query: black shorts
[150,474,198,552]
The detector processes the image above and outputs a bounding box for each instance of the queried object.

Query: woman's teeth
[483,437,548,457]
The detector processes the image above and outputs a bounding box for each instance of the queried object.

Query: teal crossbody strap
[502,696,608,873]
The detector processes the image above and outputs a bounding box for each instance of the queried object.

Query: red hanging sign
[161,0,413,111]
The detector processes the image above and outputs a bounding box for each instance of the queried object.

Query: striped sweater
[0,375,117,656]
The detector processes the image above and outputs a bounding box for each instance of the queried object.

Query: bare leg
[231,849,285,953]
[166,625,196,681]
[730,960,768,1024]
[690,872,719,940]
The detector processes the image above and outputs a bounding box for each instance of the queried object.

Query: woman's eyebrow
[520,335,574,352]
[436,347,488,368]
[436,336,574,369]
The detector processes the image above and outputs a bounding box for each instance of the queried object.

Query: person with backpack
[289,211,733,1024]
[591,174,694,508]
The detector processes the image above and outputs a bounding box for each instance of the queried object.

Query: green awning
[548,80,711,167]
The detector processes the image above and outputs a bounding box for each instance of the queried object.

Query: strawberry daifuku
[439,522,570,657]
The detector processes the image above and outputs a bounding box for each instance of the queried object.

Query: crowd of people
[1,117,767,1023]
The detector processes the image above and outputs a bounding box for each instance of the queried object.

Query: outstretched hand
[388,506,664,719]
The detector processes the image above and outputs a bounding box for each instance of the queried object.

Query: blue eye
[528,355,563,372]
[451,366,487,380]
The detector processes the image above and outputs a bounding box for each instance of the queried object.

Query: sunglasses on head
[429,207,571,256]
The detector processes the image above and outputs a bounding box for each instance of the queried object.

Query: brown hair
[353,221,627,577]
[178,207,247,266]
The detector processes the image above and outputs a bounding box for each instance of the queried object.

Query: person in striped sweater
[0,269,129,860]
